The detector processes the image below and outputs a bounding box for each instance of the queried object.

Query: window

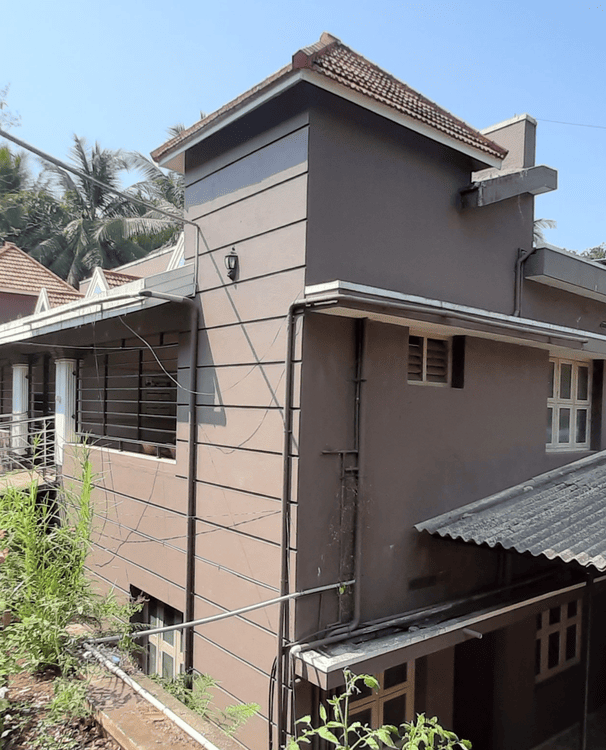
[144,598,184,680]
[408,335,450,385]
[77,332,178,458]
[535,600,581,682]
[348,662,415,728]
[547,359,591,450]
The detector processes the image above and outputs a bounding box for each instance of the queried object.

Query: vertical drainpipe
[513,247,537,317]
[138,291,199,677]
[580,570,595,750]
[276,302,303,750]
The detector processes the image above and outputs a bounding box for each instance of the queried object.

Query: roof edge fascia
[157,70,503,172]
[303,280,606,347]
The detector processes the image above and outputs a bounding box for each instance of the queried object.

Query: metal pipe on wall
[139,290,199,676]
[513,246,537,317]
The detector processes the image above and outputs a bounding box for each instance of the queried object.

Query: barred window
[77,332,178,458]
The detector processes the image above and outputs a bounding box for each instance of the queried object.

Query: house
[0,242,82,321]
[0,31,605,750]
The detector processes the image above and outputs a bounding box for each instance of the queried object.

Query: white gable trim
[167,233,185,271]
[34,288,50,314]
[85,267,110,298]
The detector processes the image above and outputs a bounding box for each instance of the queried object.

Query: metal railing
[0,414,56,481]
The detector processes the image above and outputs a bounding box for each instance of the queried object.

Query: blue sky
[3,0,605,252]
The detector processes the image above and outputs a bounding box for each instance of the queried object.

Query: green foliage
[0,457,140,699]
[152,672,259,736]
[288,669,470,750]
[581,242,606,260]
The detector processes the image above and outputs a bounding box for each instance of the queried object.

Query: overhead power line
[537,118,606,130]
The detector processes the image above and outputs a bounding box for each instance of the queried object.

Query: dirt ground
[3,671,119,750]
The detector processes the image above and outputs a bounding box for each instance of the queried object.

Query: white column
[55,359,77,466]
[11,363,28,454]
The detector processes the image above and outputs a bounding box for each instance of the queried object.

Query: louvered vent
[407,335,450,385]
[426,338,448,383]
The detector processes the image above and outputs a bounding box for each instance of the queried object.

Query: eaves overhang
[0,264,195,347]
[303,280,606,356]
[156,70,503,173]
[525,244,606,303]
[295,578,592,689]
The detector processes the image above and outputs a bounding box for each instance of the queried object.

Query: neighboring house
[0,32,606,750]
[0,242,82,322]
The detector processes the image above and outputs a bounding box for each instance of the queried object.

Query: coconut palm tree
[33,136,169,285]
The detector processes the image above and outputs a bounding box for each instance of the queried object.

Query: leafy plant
[288,669,470,750]
[0,456,141,719]
[152,672,259,736]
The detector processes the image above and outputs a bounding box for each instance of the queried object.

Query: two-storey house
[0,32,605,750]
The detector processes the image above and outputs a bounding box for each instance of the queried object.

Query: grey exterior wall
[304,91,534,316]
[295,315,605,634]
[180,104,309,749]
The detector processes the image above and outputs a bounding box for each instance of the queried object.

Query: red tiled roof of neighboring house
[0,243,82,307]
[152,33,507,164]
[102,269,140,288]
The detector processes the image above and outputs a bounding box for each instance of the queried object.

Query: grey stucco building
[1,32,606,750]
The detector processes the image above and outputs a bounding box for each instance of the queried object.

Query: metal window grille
[77,332,178,458]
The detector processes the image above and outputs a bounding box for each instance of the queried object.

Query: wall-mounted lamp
[224,248,238,281]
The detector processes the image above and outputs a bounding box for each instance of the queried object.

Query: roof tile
[0,243,82,308]
[152,33,506,164]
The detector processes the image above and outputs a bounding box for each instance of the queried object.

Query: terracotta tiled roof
[152,33,507,164]
[102,269,140,288]
[0,243,82,308]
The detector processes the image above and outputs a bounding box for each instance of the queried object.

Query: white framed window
[408,335,450,386]
[547,359,591,450]
[348,662,415,728]
[535,600,581,682]
[144,598,184,680]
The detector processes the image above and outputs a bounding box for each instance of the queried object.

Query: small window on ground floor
[535,599,581,682]
[347,661,415,728]
[141,597,184,680]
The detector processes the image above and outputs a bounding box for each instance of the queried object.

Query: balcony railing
[0,414,56,485]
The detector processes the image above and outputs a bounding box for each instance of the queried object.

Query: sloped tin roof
[415,452,606,572]
[0,243,82,307]
[152,33,506,165]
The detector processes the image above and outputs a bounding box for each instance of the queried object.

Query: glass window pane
[536,613,543,631]
[547,408,553,444]
[566,625,577,661]
[535,638,541,676]
[568,600,578,619]
[148,641,157,674]
[549,606,561,625]
[350,707,372,727]
[162,651,174,679]
[560,363,572,399]
[577,366,589,401]
[384,663,407,689]
[558,409,570,443]
[548,361,555,399]
[576,409,588,445]
[548,631,560,669]
[382,694,407,728]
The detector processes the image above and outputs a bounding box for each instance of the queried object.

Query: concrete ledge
[87,669,242,750]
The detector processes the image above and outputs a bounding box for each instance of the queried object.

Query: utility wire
[536,118,606,130]
[0,127,197,228]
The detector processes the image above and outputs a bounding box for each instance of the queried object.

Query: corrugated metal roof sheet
[415,452,606,572]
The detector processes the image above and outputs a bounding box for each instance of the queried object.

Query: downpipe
[513,246,537,317]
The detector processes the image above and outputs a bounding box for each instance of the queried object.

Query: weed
[152,672,259,736]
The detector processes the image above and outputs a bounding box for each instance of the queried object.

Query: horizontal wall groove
[185,124,309,188]
[194,516,281,547]
[195,442,283,457]
[192,592,278,637]
[193,264,306,295]
[187,171,308,223]
[192,630,273,680]
[188,218,307,259]
[87,542,186,591]
[194,553,279,593]
[194,478,282,502]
